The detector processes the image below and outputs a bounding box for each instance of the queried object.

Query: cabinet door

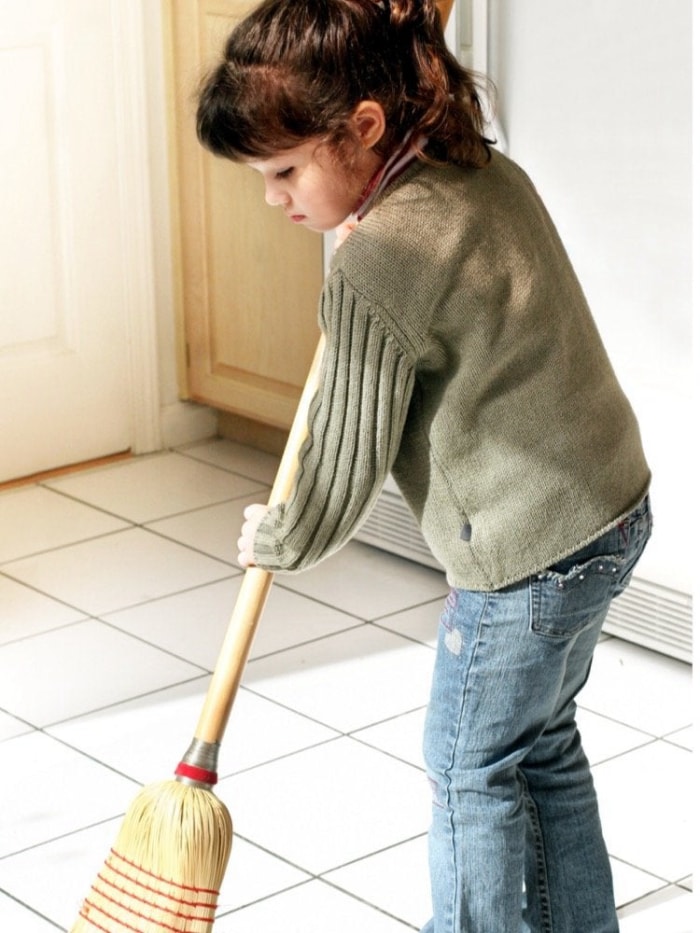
[167,0,323,430]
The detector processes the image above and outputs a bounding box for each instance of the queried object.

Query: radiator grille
[603,578,692,663]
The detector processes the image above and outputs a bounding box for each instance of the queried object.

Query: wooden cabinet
[165,0,323,432]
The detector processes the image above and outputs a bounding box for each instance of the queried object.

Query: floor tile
[0,709,33,742]
[664,724,693,751]
[146,496,258,565]
[577,707,654,766]
[104,576,360,671]
[103,578,242,670]
[47,678,338,785]
[0,619,203,726]
[0,813,311,930]
[244,624,435,733]
[611,858,669,908]
[617,884,694,932]
[1,444,693,932]
[352,709,426,769]
[280,540,448,620]
[0,732,137,859]
[45,451,267,523]
[593,740,692,881]
[217,737,430,876]
[324,835,431,929]
[0,818,121,930]
[579,638,693,736]
[218,836,311,914]
[249,583,364,659]
[0,895,59,933]
[217,878,416,932]
[0,575,86,645]
[3,527,234,615]
[178,438,280,486]
[375,598,443,646]
[0,485,128,564]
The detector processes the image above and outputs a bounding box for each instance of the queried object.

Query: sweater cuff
[252,503,291,572]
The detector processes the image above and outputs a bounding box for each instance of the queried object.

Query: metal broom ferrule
[174,737,221,789]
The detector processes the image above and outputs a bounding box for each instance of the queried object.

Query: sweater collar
[351,133,427,222]
[333,134,426,252]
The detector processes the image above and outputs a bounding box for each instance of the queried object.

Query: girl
[197,1,651,930]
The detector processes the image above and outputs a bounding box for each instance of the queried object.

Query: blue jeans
[421,496,652,933]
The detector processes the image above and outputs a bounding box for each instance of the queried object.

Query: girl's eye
[276,167,293,179]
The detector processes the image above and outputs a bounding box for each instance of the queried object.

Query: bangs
[197,62,332,161]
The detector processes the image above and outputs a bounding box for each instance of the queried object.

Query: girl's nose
[264,181,290,208]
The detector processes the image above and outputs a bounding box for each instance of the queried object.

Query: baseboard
[217,411,288,457]
[160,400,218,448]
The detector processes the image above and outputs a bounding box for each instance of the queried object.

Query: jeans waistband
[621,493,651,525]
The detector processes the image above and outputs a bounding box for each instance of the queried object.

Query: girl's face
[245,137,383,233]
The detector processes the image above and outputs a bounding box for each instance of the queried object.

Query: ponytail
[197,0,493,168]
[382,0,493,166]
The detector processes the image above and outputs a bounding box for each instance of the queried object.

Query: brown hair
[197,0,493,168]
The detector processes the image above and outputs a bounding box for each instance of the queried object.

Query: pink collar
[351,133,427,222]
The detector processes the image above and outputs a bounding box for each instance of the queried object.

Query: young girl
[197,1,651,930]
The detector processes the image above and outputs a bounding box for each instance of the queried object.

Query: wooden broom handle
[194,336,326,744]
[194,0,454,745]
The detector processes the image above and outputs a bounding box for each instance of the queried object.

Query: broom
[70,335,325,933]
[71,4,457,925]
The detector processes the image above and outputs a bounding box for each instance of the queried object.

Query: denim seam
[522,775,554,933]
[443,592,491,933]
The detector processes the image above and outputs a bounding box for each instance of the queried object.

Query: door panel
[169,1,323,431]
[0,1,135,482]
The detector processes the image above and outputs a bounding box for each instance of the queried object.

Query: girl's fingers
[237,503,269,567]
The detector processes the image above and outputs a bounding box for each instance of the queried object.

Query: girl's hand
[237,503,269,568]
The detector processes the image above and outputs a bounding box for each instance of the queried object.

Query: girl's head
[196,0,492,169]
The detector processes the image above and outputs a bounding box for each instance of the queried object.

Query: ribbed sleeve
[252,275,416,573]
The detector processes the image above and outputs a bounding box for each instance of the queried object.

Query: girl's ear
[350,100,386,150]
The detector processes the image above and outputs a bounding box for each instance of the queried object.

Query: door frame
[113,0,162,455]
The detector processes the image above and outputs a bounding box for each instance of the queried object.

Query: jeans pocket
[530,553,624,638]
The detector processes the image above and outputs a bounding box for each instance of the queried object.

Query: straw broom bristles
[70,780,232,933]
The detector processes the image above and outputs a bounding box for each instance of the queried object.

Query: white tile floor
[0,439,693,932]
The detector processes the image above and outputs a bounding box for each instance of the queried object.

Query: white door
[0,0,158,483]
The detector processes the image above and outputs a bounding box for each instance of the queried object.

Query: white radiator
[355,479,692,664]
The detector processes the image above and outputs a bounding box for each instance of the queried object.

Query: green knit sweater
[253,150,650,590]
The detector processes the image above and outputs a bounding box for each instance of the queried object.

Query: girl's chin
[304,221,338,233]
[293,213,349,234]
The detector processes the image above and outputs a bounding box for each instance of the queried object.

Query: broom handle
[193,335,326,745]
[193,0,454,747]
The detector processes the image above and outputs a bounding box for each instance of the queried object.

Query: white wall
[487,0,692,593]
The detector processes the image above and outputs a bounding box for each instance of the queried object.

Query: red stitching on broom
[80,900,210,933]
[82,883,215,933]
[98,865,218,913]
[110,849,221,896]
[99,869,217,916]
[79,904,142,933]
